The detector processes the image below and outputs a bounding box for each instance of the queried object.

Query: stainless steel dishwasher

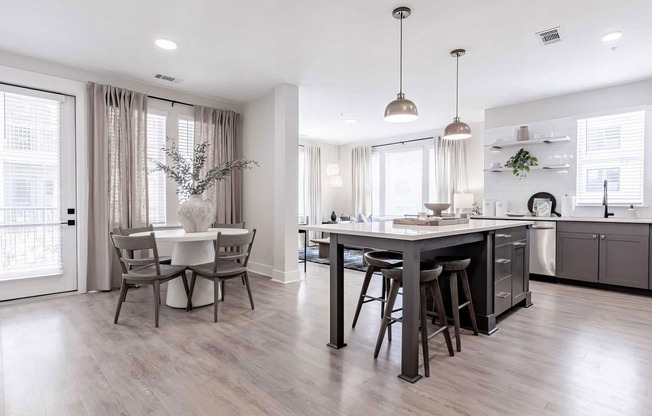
[530,221,556,276]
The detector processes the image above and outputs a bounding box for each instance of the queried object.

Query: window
[147,113,167,225]
[371,141,435,216]
[298,146,306,222]
[177,117,194,201]
[145,100,196,226]
[577,111,645,205]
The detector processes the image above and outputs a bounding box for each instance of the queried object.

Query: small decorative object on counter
[533,199,552,217]
[330,211,337,221]
[471,202,482,217]
[505,148,538,178]
[517,126,529,141]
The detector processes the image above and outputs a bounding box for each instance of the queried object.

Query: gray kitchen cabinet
[493,228,530,316]
[556,222,649,289]
[599,234,649,289]
[556,231,600,282]
[512,239,527,304]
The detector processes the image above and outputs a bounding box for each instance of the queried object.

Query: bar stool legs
[443,266,479,352]
[374,267,454,378]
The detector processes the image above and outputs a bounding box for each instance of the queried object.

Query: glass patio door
[0,84,77,300]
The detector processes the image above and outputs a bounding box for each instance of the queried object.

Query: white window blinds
[178,117,194,168]
[577,111,645,205]
[147,113,167,224]
[0,91,63,278]
[383,147,423,216]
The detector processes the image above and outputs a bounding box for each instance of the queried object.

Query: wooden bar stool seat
[351,251,403,336]
[373,265,454,378]
[434,256,479,352]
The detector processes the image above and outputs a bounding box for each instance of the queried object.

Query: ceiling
[1,0,651,143]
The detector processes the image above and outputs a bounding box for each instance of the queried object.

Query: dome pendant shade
[384,7,418,123]
[384,93,419,123]
[443,48,471,140]
[444,117,472,140]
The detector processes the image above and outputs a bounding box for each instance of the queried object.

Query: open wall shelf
[483,164,570,173]
[484,136,570,150]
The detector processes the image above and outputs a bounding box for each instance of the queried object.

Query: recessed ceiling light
[344,119,357,124]
[155,39,178,50]
[602,31,622,42]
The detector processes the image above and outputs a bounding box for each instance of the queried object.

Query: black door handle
[60,220,76,226]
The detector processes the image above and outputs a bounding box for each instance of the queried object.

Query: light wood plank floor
[1,263,651,416]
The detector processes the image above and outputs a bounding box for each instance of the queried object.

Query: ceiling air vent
[154,73,176,82]
[536,27,564,46]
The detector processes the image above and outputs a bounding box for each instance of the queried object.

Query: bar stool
[352,251,403,339]
[374,266,454,378]
[435,256,479,352]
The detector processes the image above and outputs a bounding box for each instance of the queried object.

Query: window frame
[371,140,434,217]
[576,110,646,206]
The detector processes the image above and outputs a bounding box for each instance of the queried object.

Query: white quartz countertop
[473,216,652,224]
[301,219,533,241]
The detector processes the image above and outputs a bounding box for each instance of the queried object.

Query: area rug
[298,247,366,272]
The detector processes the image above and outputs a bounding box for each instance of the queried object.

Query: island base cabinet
[556,232,599,282]
[599,234,649,289]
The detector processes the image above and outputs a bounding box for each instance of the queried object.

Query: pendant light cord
[455,53,459,118]
[399,14,403,94]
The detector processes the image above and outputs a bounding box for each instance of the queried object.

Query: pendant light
[443,49,472,140]
[384,7,418,123]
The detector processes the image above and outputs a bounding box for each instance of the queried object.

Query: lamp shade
[329,175,343,187]
[326,163,340,176]
[443,118,472,140]
[384,93,419,123]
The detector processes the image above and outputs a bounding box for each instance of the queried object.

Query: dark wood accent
[328,233,346,349]
[512,240,527,304]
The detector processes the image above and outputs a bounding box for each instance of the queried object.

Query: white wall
[242,84,300,283]
[483,78,652,218]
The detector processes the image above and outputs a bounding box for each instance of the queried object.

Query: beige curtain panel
[87,82,149,290]
[434,136,468,209]
[304,146,321,240]
[352,146,372,218]
[194,106,242,225]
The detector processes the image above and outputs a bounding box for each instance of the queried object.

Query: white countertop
[473,216,652,224]
[301,219,533,241]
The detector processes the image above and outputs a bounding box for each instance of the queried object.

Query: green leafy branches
[504,148,538,179]
[150,137,258,198]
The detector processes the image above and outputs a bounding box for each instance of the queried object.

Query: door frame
[0,65,88,295]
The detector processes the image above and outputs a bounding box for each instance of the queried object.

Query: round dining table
[131,228,248,308]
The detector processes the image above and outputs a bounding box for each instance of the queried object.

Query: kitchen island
[304,219,533,383]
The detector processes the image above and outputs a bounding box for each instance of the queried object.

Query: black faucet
[603,180,614,218]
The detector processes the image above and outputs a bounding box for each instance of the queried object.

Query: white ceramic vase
[178,195,214,233]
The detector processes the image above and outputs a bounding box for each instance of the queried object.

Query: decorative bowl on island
[424,203,451,217]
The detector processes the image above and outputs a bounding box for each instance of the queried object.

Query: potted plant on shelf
[505,148,538,179]
[150,138,258,232]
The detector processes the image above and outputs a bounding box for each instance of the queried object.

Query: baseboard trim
[247,261,273,278]
[271,269,302,284]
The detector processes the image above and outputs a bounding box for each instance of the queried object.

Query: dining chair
[117,224,172,265]
[186,229,257,322]
[212,222,247,286]
[110,232,189,328]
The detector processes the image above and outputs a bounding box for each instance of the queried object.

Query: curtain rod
[371,136,435,149]
[149,95,194,107]
[0,81,76,98]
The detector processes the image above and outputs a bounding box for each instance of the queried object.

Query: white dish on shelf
[505,211,528,217]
